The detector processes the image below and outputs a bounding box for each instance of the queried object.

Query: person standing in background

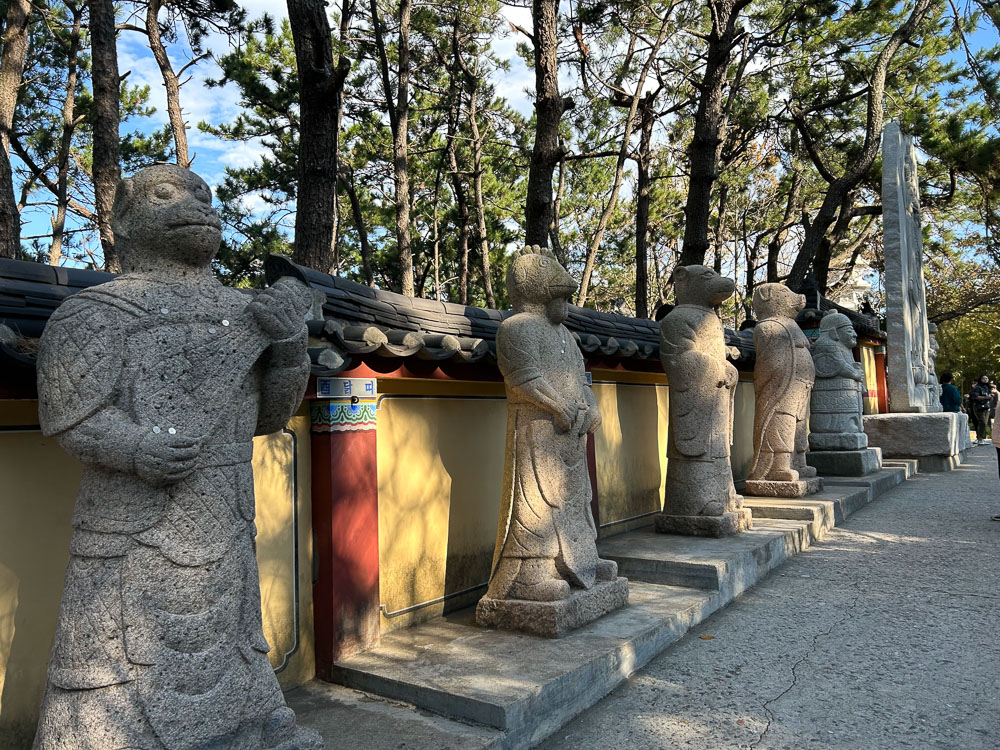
[969,375,993,445]
[939,372,962,412]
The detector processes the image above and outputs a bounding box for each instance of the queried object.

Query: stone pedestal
[744,477,823,498]
[655,508,752,538]
[806,447,882,476]
[863,412,970,472]
[475,577,629,637]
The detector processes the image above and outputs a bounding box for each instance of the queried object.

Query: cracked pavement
[540,451,1000,750]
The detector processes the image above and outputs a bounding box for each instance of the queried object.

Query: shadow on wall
[592,383,667,533]
[0,432,79,748]
[376,397,506,632]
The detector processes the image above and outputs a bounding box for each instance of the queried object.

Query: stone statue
[655,265,751,537]
[477,245,627,636]
[33,165,322,749]
[808,313,866,447]
[745,283,822,497]
[804,313,882,476]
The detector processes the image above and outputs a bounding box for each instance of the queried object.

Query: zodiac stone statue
[745,283,822,497]
[33,165,322,749]
[805,313,882,476]
[656,265,751,536]
[476,245,627,636]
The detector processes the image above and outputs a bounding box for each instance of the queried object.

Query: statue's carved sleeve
[497,317,567,419]
[812,343,857,380]
[37,295,145,473]
[255,329,311,436]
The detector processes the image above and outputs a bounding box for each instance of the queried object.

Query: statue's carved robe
[810,338,864,437]
[33,275,309,750]
[660,305,741,516]
[489,314,599,591]
[749,317,814,479]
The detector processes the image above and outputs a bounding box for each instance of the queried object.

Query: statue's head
[507,245,577,323]
[673,265,735,307]
[752,282,805,319]
[819,312,857,348]
[111,164,222,273]
[928,322,938,335]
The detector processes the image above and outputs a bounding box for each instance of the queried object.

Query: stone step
[287,679,504,749]
[329,581,718,750]
[820,466,906,501]
[882,458,919,478]
[321,477,911,750]
[742,485,870,541]
[598,519,811,598]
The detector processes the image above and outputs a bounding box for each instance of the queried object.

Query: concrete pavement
[541,448,1000,750]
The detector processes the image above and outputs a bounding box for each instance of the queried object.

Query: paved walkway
[541,450,1000,750]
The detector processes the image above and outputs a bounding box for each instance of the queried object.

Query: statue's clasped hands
[135,431,204,486]
[555,401,601,436]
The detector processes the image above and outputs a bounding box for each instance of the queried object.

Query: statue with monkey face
[33,165,322,749]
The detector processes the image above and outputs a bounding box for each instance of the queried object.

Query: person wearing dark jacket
[969,375,993,444]
[940,372,963,412]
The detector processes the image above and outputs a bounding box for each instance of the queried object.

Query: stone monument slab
[882,122,940,413]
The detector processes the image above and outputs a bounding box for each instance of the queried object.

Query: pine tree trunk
[524,0,565,247]
[89,0,120,271]
[49,6,83,266]
[0,0,30,259]
[677,0,747,268]
[446,21,471,304]
[288,0,348,273]
[145,0,189,167]
[338,168,373,286]
[467,77,495,308]
[635,103,655,319]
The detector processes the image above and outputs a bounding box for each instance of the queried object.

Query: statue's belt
[196,442,254,467]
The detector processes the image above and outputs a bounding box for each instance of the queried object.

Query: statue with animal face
[656,265,751,537]
[745,283,822,497]
[33,165,322,749]
[477,246,626,635]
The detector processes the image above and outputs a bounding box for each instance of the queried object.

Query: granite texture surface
[657,265,750,537]
[480,246,621,630]
[32,165,321,750]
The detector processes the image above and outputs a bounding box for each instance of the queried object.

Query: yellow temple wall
[0,401,314,748]
[374,372,757,634]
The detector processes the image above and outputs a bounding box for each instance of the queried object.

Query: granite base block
[808,433,868,451]
[475,577,629,637]
[744,477,823,498]
[654,508,753,538]
[806,447,882,476]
